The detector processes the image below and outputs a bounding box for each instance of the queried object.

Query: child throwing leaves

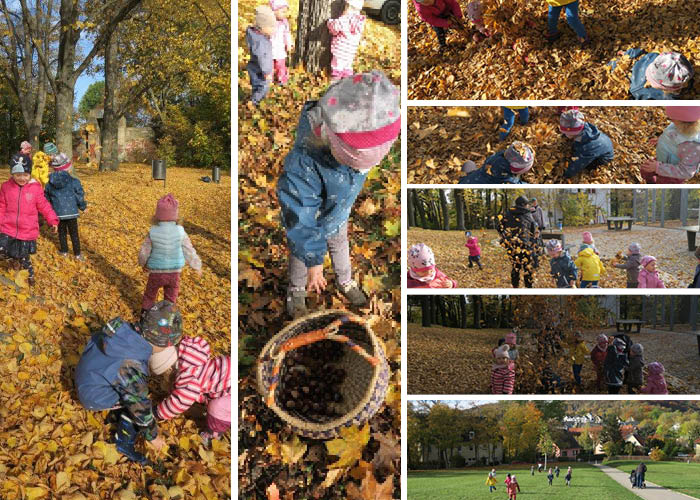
[464,231,483,270]
[570,331,587,386]
[408,243,457,288]
[559,109,614,179]
[327,0,366,81]
[641,361,668,394]
[492,344,515,394]
[460,141,534,184]
[590,334,609,391]
[466,1,491,42]
[638,256,665,288]
[269,0,293,85]
[499,107,529,141]
[613,242,642,288]
[277,71,400,317]
[546,239,577,288]
[575,244,605,288]
[412,0,464,53]
[246,6,276,105]
[544,0,588,46]
[0,154,58,286]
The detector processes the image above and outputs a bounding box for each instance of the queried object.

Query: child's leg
[432,26,447,47]
[547,4,563,35]
[67,218,81,256]
[564,1,587,40]
[142,273,164,310]
[518,107,529,125]
[499,107,516,141]
[573,363,582,384]
[58,220,69,253]
[20,255,34,280]
[278,58,289,84]
[327,223,351,286]
[248,69,270,104]
[476,256,483,269]
[162,272,181,305]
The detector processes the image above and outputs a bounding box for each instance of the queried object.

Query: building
[421,431,504,467]
[553,431,582,459]
[543,189,610,227]
[695,438,700,456]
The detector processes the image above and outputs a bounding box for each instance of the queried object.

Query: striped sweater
[156,336,231,420]
[327,12,365,73]
[491,365,515,394]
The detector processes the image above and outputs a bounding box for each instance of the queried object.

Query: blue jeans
[247,67,270,105]
[489,485,496,492]
[499,107,530,141]
[573,364,582,384]
[548,1,587,40]
[580,280,598,288]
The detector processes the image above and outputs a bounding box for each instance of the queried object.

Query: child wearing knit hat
[559,109,614,179]
[408,242,457,288]
[604,337,629,394]
[580,231,599,254]
[277,71,400,318]
[459,141,534,184]
[570,331,587,386]
[327,0,366,81]
[499,106,529,142]
[613,243,642,288]
[627,343,645,393]
[269,0,293,85]
[544,0,588,46]
[412,0,464,53]
[491,344,515,394]
[641,361,668,394]
[641,106,700,183]
[138,194,202,315]
[546,239,577,288]
[575,243,605,288]
[246,6,277,105]
[638,255,665,288]
[590,334,608,390]
[464,231,483,270]
[618,49,695,100]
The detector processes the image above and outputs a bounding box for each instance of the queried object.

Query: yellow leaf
[25,487,48,500]
[19,342,33,355]
[168,486,186,500]
[326,424,370,469]
[322,468,344,488]
[55,471,71,491]
[32,310,48,322]
[93,441,119,466]
[87,412,102,429]
[179,435,191,452]
[32,407,46,418]
[447,108,470,117]
[281,435,307,465]
[14,270,29,288]
[383,219,400,237]
[198,445,215,464]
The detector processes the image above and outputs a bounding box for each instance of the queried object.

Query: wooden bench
[541,230,565,247]
[607,217,634,231]
[616,319,643,333]
[679,226,699,251]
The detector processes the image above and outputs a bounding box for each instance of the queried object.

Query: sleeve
[598,257,606,276]
[138,235,152,267]
[260,40,273,75]
[625,48,645,59]
[564,154,596,178]
[614,257,634,270]
[156,370,202,420]
[0,185,5,217]
[656,141,700,180]
[181,233,202,271]
[74,179,87,211]
[284,21,293,49]
[44,183,53,203]
[657,278,666,289]
[638,272,647,288]
[415,4,451,27]
[569,260,578,281]
[449,0,463,19]
[115,362,158,440]
[36,188,58,226]
[327,17,344,35]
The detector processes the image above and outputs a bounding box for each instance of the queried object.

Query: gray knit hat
[43,142,58,155]
[560,110,585,134]
[504,141,534,174]
[631,343,644,355]
[255,5,277,31]
[629,242,641,254]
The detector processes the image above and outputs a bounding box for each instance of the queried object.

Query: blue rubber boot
[115,414,148,464]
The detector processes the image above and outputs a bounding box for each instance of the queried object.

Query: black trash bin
[152,159,166,186]
[212,166,221,184]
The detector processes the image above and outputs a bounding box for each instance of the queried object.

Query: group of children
[485,466,573,497]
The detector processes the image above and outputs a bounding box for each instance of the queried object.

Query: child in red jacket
[413,0,463,53]
[507,474,521,500]
[464,231,483,270]
[0,154,58,285]
[590,334,608,391]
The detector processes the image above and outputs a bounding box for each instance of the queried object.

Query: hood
[578,247,595,258]
[97,321,152,362]
[49,170,71,189]
[177,336,211,370]
[648,361,664,375]
[510,205,531,217]
[467,237,479,246]
[577,122,600,142]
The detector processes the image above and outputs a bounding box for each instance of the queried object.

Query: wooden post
[642,296,647,323]
[632,191,637,221]
[660,190,666,228]
[660,296,666,327]
[681,189,689,226]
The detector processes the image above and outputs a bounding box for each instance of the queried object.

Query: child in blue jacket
[246,6,277,105]
[612,49,695,100]
[44,155,87,260]
[560,109,614,179]
[459,141,534,184]
[277,71,400,318]
[546,239,577,288]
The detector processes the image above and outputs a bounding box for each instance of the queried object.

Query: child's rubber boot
[338,279,367,307]
[545,31,561,43]
[115,414,148,465]
[286,290,308,319]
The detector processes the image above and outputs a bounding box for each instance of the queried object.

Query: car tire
[380,0,400,25]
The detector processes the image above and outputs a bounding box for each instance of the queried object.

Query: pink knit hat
[505,332,517,344]
[208,394,231,423]
[155,193,179,221]
[466,1,484,22]
[596,334,609,347]
[408,243,436,282]
[641,255,657,267]
[20,141,32,154]
[647,361,664,375]
[269,0,289,10]
[665,106,700,123]
[582,231,593,244]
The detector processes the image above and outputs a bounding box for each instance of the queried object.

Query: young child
[691,246,700,288]
[75,301,180,463]
[627,343,645,393]
[19,140,32,157]
[138,194,202,315]
[575,245,605,288]
[499,107,529,141]
[466,1,491,42]
[641,361,668,394]
[559,109,614,179]
[507,475,520,500]
[604,337,628,394]
[44,155,87,260]
[545,0,588,45]
[570,331,587,385]
[464,231,483,270]
[614,242,642,288]
[485,470,497,492]
[151,336,231,444]
[408,243,457,288]
[555,465,560,478]
[505,331,519,370]
[641,106,700,183]
[277,71,400,317]
[43,141,58,161]
[581,231,599,254]
[246,6,276,105]
[630,469,637,488]
[623,50,695,100]
[546,239,577,288]
[504,473,511,489]
[269,0,293,85]
[565,466,572,486]
[547,468,554,486]
[412,0,464,53]
[491,344,515,395]
[638,256,665,288]
[459,141,535,184]
[0,154,58,285]
[530,465,535,476]
[327,0,366,81]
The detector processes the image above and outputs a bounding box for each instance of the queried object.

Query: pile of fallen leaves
[237,2,401,499]
[408,0,700,99]
[0,163,231,498]
[407,106,700,184]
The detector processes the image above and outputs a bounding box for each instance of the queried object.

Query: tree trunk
[439,189,449,230]
[415,192,427,228]
[473,296,481,329]
[293,0,343,74]
[100,31,120,171]
[408,190,416,227]
[431,295,438,325]
[455,190,465,231]
[55,82,75,156]
[421,296,431,327]
[461,295,468,328]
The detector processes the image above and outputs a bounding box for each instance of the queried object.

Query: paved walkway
[594,464,697,500]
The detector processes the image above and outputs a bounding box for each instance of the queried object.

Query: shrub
[155,135,177,167]
[650,447,667,461]
[453,455,466,468]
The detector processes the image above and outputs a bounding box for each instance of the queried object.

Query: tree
[649,447,666,461]
[537,425,555,470]
[426,403,467,468]
[535,401,566,422]
[293,0,344,74]
[78,81,105,117]
[500,403,542,462]
[577,427,595,455]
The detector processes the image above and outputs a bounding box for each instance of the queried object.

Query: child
[581,231,599,254]
[555,465,560,478]
[492,344,515,395]
[408,243,457,288]
[44,155,87,260]
[614,242,642,288]
[507,475,520,500]
[575,245,605,288]
[691,246,700,288]
[277,71,400,317]
[638,256,665,288]
[246,6,276,105]
[75,301,180,463]
[20,140,32,157]
[641,361,668,394]
[641,106,700,183]
[499,107,529,141]
[412,0,464,53]
[570,331,587,385]
[565,466,572,486]
[458,160,479,183]
[0,154,58,285]
[269,0,293,85]
[138,194,202,315]
[627,343,645,393]
[604,337,628,394]
[623,50,695,100]
[545,0,588,45]
[504,473,511,489]
[327,0,366,81]
[151,336,231,444]
[505,331,519,370]
[530,465,535,476]
[541,364,565,393]
[546,239,577,288]
[547,468,554,485]
[630,469,637,488]
[464,231,483,270]
[485,470,497,492]
[43,142,58,159]
[459,141,534,184]
[559,109,614,179]
[466,1,491,42]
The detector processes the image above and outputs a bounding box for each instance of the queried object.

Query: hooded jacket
[465,237,481,256]
[460,151,527,184]
[641,362,668,394]
[564,123,615,178]
[655,123,700,180]
[0,178,58,240]
[575,247,606,281]
[44,171,86,219]
[604,345,629,387]
[412,0,462,28]
[614,252,641,284]
[571,341,588,365]
[550,250,577,287]
[499,205,538,249]
[590,343,608,368]
[638,267,666,288]
[246,26,273,77]
[628,354,645,387]
[625,49,694,100]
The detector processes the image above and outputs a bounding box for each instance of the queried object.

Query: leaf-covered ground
[406,106,700,185]
[0,163,231,499]
[237,2,401,499]
[407,325,699,395]
[407,225,695,288]
[407,0,700,99]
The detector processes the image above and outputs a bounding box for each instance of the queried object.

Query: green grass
[407,465,641,499]
[607,460,700,499]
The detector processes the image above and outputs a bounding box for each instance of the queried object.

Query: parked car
[363,0,400,25]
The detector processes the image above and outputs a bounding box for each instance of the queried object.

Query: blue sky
[75,72,99,107]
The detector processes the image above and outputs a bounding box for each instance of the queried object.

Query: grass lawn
[607,460,700,499]
[407,465,641,500]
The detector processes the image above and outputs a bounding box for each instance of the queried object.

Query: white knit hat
[149,346,178,375]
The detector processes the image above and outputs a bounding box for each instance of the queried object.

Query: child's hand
[640,159,658,174]
[51,225,58,234]
[146,435,166,452]
[307,265,327,294]
[648,137,658,146]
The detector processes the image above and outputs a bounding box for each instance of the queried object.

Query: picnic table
[680,226,699,251]
[616,319,644,333]
[540,230,565,247]
[606,217,634,231]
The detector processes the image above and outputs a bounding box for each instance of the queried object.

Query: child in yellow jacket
[575,245,605,288]
[545,0,588,46]
[486,471,497,493]
[570,330,588,385]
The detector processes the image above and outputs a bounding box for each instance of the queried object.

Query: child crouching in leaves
[559,109,614,179]
[491,344,515,394]
[641,361,668,394]
[412,0,464,54]
[459,141,535,184]
[150,336,231,444]
[408,243,457,288]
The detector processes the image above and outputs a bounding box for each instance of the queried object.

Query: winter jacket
[614,252,641,284]
[654,123,700,180]
[0,178,58,241]
[412,0,462,28]
[550,251,578,287]
[246,27,273,78]
[641,366,668,394]
[277,102,368,267]
[406,267,457,288]
[75,318,158,440]
[628,355,645,387]
[507,481,520,495]
[638,267,666,288]
[328,13,365,72]
[499,205,538,248]
[546,0,577,6]
[590,344,607,367]
[460,151,527,184]
[44,171,86,220]
[691,264,700,288]
[531,205,545,229]
[564,123,615,178]
[485,476,496,486]
[156,336,231,420]
[465,237,481,256]
[603,346,628,387]
[636,462,647,476]
[575,248,606,282]
[491,365,515,394]
[625,49,694,100]
[271,17,292,60]
[571,341,588,365]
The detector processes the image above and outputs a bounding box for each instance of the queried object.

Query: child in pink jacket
[0,154,58,286]
[413,0,463,52]
[638,256,666,288]
[269,0,293,85]
[407,242,457,288]
[641,361,668,394]
[327,0,365,80]
[465,231,483,270]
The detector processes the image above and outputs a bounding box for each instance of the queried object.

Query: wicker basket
[256,310,390,439]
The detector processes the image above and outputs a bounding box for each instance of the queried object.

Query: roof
[568,426,602,434]
[695,438,700,444]
[554,431,582,450]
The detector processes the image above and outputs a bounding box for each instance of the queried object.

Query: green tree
[500,402,542,462]
[577,426,595,454]
[535,401,566,422]
[78,81,105,117]
[427,403,467,468]
[537,425,555,468]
